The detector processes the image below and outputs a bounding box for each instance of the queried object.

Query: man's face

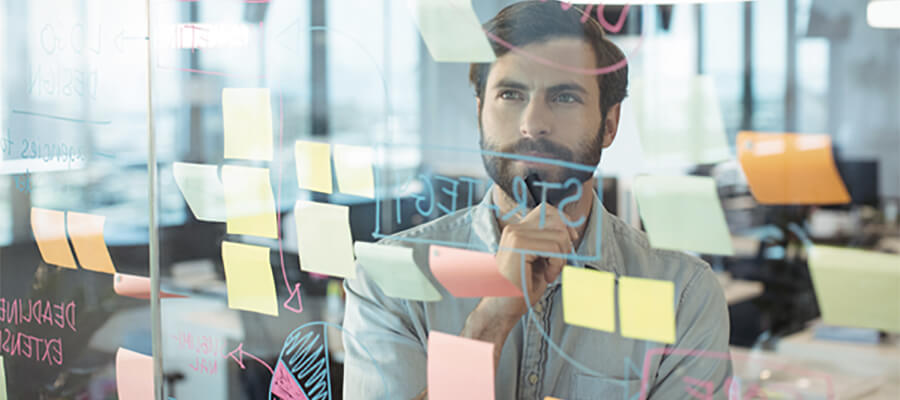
[478,38,610,206]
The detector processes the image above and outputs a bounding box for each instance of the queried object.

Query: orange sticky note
[114,273,187,300]
[618,276,676,344]
[116,348,154,400]
[429,245,521,298]
[562,266,615,332]
[222,241,279,316]
[31,208,77,269]
[737,131,850,205]
[66,211,116,274]
[427,331,495,400]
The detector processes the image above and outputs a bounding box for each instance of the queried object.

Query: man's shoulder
[376,206,476,247]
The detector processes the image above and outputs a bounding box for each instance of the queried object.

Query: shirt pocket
[570,373,643,400]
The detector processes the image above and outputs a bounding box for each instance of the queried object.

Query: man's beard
[479,130,603,207]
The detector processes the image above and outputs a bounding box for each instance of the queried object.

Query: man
[343,2,732,399]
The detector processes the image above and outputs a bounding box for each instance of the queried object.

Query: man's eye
[499,90,523,100]
[555,93,581,104]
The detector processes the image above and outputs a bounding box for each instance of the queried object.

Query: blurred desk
[717,272,764,305]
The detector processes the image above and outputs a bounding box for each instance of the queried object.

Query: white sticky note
[222,88,273,161]
[173,162,226,222]
[222,165,278,238]
[354,241,441,301]
[333,144,375,198]
[633,175,734,256]
[407,0,496,63]
[294,201,356,279]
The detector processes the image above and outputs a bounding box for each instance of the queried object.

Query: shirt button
[533,303,543,314]
[529,373,538,385]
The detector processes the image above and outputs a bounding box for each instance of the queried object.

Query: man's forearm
[459,298,520,369]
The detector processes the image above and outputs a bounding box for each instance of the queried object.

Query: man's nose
[520,99,552,138]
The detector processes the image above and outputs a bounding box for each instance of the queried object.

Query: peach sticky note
[809,245,900,333]
[408,0,496,63]
[114,273,187,300]
[633,175,734,256]
[429,245,521,298]
[222,241,279,316]
[737,131,851,205]
[222,88,273,161]
[427,331,495,400]
[293,201,356,279]
[116,348,154,400]
[222,165,278,238]
[31,207,77,269]
[66,211,116,274]
[618,276,676,344]
[333,144,375,198]
[354,241,442,301]
[562,266,614,332]
[173,162,226,222]
[295,140,333,194]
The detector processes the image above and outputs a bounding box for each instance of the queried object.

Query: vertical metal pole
[785,0,798,132]
[741,1,754,130]
[311,0,328,136]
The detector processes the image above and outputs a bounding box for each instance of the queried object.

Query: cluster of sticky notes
[737,131,851,205]
[429,245,522,298]
[30,207,118,274]
[354,242,442,301]
[114,273,186,300]
[407,0,496,63]
[808,245,900,333]
[116,348,154,400]
[631,76,730,166]
[222,241,279,316]
[294,201,357,279]
[222,88,273,161]
[562,266,676,344]
[427,331,495,400]
[632,175,734,256]
[172,162,226,222]
[294,140,375,198]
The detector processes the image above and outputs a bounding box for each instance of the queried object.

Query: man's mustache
[499,139,574,161]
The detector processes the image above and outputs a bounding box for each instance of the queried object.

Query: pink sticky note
[271,360,309,400]
[429,245,521,298]
[427,331,495,400]
[114,273,187,299]
[116,348,154,400]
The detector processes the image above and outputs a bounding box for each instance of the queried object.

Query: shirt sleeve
[649,264,734,400]
[342,259,428,399]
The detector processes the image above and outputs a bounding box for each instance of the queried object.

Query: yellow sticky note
[633,175,734,256]
[408,0,496,62]
[295,140,333,194]
[333,144,374,198]
[222,241,279,316]
[294,201,356,279]
[1,356,7,400]
[222,88,273,161]
[562,266,614,332]
[222,165,278,238]
[809,245,900,333]
[618,276,676,344]
[30,208,77,269]
[66,211,116,274]
[172,162,226,222]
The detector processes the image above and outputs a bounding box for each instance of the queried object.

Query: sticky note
[429,245,521,298]
[808,245,900,333]
[618,276,676,344]
[295,141,333,194]
[172,162,226,222]
[222,88,273,161]
[632,76,730,165]
[408,0,496,63]
[737,131,851,205]
[1,356,7,400]
[354,241,442,301]
[31,207,77,269]
[66,211,116,274]
[222,165,278,238]
[633,175,734,256]
[333,144,375,198]
[116,348,154,400]
[222,241,279,316]
[562,266,614,332]
[293,201,356,279]
[114,273,187,299]
[427,331,495,400]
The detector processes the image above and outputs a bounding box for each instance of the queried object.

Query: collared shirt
[343,188,732,399]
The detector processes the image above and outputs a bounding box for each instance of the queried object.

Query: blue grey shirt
[343,189,733,399]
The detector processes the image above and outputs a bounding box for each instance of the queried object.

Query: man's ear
[601,102,622,148]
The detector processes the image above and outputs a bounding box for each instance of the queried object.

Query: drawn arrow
[275,92,304,314]
[225,342,274,374]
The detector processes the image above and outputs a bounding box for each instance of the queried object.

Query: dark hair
[469,1,629,119]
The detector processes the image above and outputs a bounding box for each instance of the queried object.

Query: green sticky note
[354,241,441,301]
[619,276,676,344]
[294,201,356,279]
[809,245,900,333]
[222,241,279,316]
[562,266,615,332]
[408,0,496,63]
[633,175,734,256]
[173,162,226,222]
